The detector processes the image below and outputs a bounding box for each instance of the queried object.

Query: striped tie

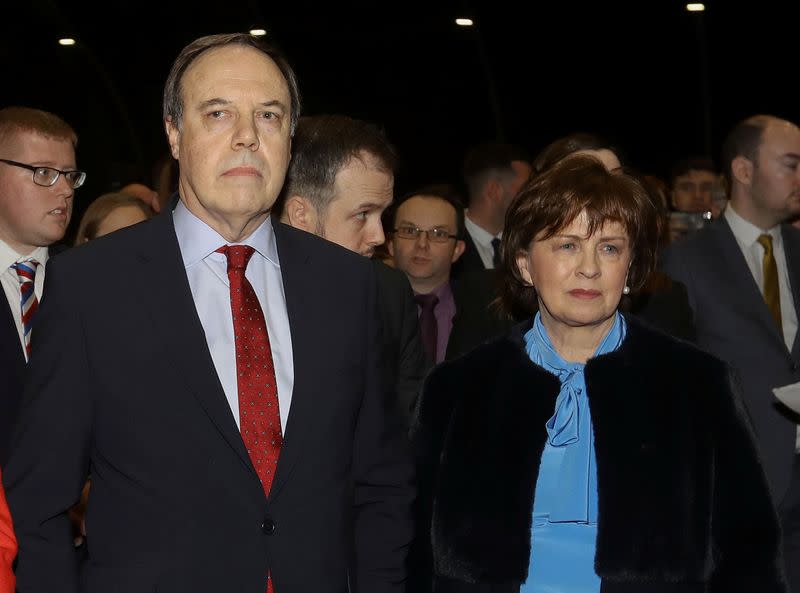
[11,259,39,360]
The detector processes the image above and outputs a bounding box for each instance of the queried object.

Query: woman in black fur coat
[410,156,785,593]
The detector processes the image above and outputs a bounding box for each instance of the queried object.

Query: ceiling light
[250,29,267,37]
[455,18,474,26]
[686,3,705,11]
[58,38,76,46]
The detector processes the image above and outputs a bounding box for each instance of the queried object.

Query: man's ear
[451,239,466,263]
[485,177,502,205]
[282,195,318,232]
[731,155,754,187]
[165,117,180,160]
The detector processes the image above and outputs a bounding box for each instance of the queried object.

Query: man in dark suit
[455,142,531,278]
[0,106,84,465]
[662,114,800,592]
[277,114,426,425]
[387,185,512,365]
[4,33,413,593]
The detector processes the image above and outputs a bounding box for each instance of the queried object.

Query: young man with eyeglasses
[388,185,511,366]
[0,106,84,465]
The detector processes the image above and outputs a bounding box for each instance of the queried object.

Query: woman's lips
[568,289,601,299]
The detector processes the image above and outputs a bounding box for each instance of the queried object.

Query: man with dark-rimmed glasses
[387,185,511,368]
[0,106,84,466]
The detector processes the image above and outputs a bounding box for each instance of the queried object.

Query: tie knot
[757,233,774,255]
[12,259,39,282]
[415,292,439,311]
[216,245,255,272]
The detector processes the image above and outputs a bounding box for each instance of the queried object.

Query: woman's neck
[540,312,616,364]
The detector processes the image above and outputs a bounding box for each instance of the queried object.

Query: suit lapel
[0,294,24,371]
[711,218,787,349]
[131,210,255,475]
[781,225,800,357]
[268,221,314,501]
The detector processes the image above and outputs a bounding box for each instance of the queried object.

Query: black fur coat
[410,316,785,593]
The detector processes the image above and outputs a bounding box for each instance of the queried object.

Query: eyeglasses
[393,225,458,243]
[0,159,87,189]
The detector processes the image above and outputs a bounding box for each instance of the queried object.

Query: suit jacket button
[261,517,276,535]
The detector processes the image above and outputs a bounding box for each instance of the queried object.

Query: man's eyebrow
[259,99,287,111]
[195,98,288,111]
[197,98,230,110]
[354,201,388,210]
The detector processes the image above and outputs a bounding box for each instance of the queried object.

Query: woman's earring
[623,285,630,295]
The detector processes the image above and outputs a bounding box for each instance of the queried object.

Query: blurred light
[455,18,474,26]
[250,29,267,37]
[58,38,76,46]
[686,3,705,11]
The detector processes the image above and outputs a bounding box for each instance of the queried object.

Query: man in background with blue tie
[456,142,531,279]
[0,106,84,466]
[4,33,413,593]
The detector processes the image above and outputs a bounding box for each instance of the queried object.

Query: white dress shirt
[724,204,798,350]
[173,201,294,434]
[725,205,800,451]
[464,213,501,269]
[0,240,49,361]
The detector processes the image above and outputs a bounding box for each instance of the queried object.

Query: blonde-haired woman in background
[74,192,154,245]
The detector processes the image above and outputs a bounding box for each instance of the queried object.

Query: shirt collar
[430,280,454,303]
[724,203,782,248]
[0,239,49,272]
[464,212,501,247]
[172,200,280,268]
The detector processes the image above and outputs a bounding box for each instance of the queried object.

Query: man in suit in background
[5,33,413,593]
[457,142,531,277]
[0,106,84,465]
[662,114,800,592]
[278,114,426,425]
[387,184,512,365]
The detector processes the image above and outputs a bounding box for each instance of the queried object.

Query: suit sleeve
[0,469,16,593]
[709,365,787,593]
[3,257,92,593]
[352,264,415,593]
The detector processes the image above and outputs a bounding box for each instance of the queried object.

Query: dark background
[1,0,798,235]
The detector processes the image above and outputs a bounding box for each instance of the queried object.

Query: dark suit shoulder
[618,314,727,375]
[371,260,412,292]
[272,221,372,274]
[428,322,529,388]
[663,217,728,258]
[46,217,154,273]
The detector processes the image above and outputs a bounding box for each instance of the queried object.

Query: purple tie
[415,292,439,364]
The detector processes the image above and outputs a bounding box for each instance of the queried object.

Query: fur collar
[412,315,785,591]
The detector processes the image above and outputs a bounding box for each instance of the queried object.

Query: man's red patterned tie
[217,245,281,593]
